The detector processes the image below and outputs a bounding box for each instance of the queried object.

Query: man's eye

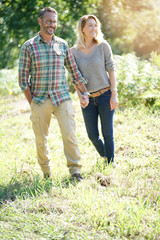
[46,20,57,24]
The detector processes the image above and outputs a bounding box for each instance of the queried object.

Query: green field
[0,93,159,239]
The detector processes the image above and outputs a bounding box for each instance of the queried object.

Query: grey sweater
[71,41,115,92]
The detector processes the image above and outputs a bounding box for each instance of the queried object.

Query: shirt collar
[38,32,58,44]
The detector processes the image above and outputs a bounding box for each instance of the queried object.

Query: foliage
[133,10,160,57]
[150,51,160,69]
[115,53,160,108]
[0,67,21,95]
[0,95,160,239]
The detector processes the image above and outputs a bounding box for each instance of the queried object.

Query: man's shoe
[43,172,52,179]
[72,173,83,182]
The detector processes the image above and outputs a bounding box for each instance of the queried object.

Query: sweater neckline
[78,44,98,57]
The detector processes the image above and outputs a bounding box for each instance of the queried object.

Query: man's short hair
[39,7,57,19]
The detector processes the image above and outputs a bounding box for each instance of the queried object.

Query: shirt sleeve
[103,41,115,72]
[64,45,87,85]
[18,42,31,91]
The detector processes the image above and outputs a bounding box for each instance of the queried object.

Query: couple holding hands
[18,7,118,182]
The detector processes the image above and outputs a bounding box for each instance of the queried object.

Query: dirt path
[1,95,30,118]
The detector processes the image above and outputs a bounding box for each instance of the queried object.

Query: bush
[0,67,21,96]
[115,53,160,107]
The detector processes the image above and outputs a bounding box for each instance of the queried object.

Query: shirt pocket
[53,51,66,69]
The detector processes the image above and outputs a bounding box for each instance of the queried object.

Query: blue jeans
[82,90,115,164]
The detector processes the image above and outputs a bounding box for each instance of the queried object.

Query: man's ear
[38,18,41,26]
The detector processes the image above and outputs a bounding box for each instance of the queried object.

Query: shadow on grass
[0,174,51,204]
[0,174,80,205]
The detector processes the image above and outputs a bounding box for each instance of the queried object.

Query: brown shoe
[72,173,83,182]
[43,172,52,179]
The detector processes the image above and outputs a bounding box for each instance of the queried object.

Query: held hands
[80,95,89,108]
[73,83,89,108]
[110,91,119,110]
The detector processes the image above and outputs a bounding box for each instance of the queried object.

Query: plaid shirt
[18,33,87,107]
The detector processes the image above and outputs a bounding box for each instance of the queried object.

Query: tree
[96,0,160,57]
[133,10,160,57]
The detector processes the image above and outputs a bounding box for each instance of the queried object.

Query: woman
[71,15,119,165]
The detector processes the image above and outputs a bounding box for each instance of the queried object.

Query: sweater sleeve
[103,41,115,72]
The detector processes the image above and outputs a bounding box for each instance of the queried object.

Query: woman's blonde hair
[75,15,104,49]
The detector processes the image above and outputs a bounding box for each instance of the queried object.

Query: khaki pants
[30,98,82,176]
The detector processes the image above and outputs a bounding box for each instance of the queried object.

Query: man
[18,7,89,181]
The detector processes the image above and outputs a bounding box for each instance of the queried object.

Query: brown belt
[90,87,110,97]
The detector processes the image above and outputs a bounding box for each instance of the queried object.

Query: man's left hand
[80,95,89,108]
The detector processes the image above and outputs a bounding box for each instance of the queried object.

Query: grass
[0,93,160,240]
